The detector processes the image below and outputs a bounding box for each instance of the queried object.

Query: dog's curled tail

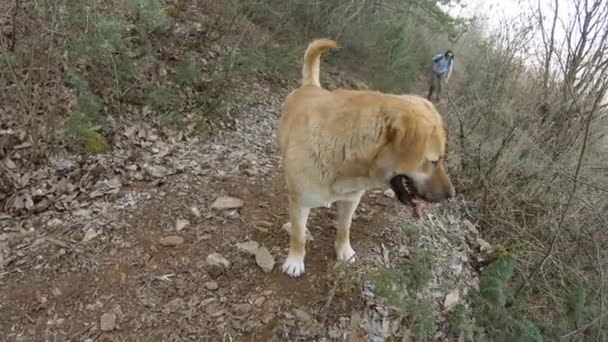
[301,38,337,87]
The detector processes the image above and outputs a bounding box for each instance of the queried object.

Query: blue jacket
[432,54,453,75]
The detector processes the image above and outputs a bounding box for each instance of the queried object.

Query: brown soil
[0,160,422,341]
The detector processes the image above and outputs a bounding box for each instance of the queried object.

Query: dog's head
[380,96,455,206]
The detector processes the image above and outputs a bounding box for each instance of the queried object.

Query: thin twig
[320,265,348,325]
[226,16,253,78]
[10,0,20,51]
[561,311,608,339]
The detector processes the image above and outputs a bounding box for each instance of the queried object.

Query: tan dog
[278,39,455,277]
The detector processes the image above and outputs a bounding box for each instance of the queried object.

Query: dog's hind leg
[282,202,311,277]
[335,191,364,263]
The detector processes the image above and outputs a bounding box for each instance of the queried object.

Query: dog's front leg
[335,191,364,263]
[282,202,310,277]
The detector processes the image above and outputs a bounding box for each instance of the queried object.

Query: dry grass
[443,13,608,339]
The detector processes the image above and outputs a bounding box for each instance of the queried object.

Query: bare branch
[10,0,19,51]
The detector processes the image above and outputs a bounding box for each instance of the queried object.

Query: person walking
[427,50,454,101]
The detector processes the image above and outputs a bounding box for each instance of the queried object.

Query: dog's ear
[386,112,431,171]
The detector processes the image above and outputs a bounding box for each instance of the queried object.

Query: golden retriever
[277,38,455,277]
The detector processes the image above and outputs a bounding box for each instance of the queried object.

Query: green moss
[80,129,110,153]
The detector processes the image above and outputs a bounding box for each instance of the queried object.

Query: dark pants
[427,71,445,101]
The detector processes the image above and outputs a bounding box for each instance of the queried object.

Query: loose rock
[444,289,460,310]
[224,209,240,219]
[234,303,252,315]
[190,207,201,217]
[236,241,259,255]
[51,288,62,298]
[211,196,244,210]
[254,247,275,273]
[175,219,190,231]
[47,218,63,228]
[162,298,185,313]
[160,235,184,247]
[100,312,117,331]
[253,220,273,228]
[144,164,170,178]
[261,313,275,324]
[293,308,314,325]
[476,238,493,253]
[204,281,219,291]
[206,253,231,269]
[254,296,266,307]
[383,189,395,198]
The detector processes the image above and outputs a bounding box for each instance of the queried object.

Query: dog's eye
[431,160,440,166]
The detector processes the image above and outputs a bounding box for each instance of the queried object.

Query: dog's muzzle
[389,175,417,206]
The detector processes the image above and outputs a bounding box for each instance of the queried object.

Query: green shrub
[449,303,474,339]
[70,14,127,59]
[134,0,172,33]
[467,256,547,341]
[372,224,436,340]
[176,51,201,85]
[508,319,543,342]
[148,86,182,112]
[410,297,436,339]
[68,71,90,92]
[565,286,587,330]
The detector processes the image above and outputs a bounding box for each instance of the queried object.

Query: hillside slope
[0,65,488,340]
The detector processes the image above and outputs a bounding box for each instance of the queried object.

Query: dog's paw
[336,244,356,263]
[282,255,305,277]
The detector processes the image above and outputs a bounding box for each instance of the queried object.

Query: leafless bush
[445,0,608,337]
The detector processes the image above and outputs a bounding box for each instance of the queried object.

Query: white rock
[144,164,169,178]
[82,228,101,243]
[211,196,244,210]
[444,289,460,310]
[206,253,231,269]
[224,209,240,219]
[236,241,259,255]
[383,189,395,198]
[175,219,190,231]
[255,247,275,273]
[100,312,117,331]
[477,238,493,253]
[204,281,219,291]
[47,218,63,228]
[160,235,185,247]
[190,207,201,218]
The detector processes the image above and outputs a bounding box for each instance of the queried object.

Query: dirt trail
[0,81,482,341]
